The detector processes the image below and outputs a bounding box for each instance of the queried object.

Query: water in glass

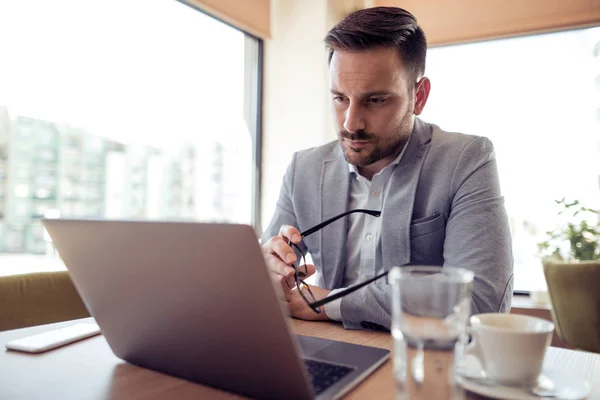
[390,266,474,400]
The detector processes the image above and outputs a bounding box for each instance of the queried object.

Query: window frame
[177,0,264,232]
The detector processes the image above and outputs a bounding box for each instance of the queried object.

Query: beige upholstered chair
[543,259,600,354]
[0,270,90,332]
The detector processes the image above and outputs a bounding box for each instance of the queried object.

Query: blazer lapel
[320,148,350,289]
[381,119,432,271]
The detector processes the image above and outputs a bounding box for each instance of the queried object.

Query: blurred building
[105,144,162,219]
[0,108,246,254]
[0,115,122,253]
[2,115,60,253]
[596,40,600,195]
[0,107,9,252]
[194,132,251,224]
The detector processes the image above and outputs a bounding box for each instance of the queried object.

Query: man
[261,7,513,330]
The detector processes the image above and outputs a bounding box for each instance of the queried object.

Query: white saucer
[457,356,591,400]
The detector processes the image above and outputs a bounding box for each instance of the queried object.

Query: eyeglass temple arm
[308,269,389,309]
[300,209,381,238]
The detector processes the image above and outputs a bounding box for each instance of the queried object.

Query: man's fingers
[262,237,297,265]
[270,271,295,293]
[297,263,316,279]
[278,225,302,244]
[264,254,295,277]
[270,267,297,296]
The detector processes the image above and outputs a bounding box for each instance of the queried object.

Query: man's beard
[338,125,411,167]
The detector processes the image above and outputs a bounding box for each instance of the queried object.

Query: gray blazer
[261,118,514,330]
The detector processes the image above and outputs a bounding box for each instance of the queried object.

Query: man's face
[330,47,426,167]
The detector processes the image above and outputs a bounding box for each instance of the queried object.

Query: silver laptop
[42,219,389,400]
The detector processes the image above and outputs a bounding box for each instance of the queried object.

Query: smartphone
[5,323,101,353]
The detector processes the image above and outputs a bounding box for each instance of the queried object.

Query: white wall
[261,0,370,231]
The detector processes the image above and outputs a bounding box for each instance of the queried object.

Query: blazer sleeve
[444,136,514,314]
[338,136,514,331]
[260,153,308,256]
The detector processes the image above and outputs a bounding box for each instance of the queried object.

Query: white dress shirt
[324,137,412,321]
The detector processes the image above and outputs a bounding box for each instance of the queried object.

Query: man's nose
[343,103,366,133]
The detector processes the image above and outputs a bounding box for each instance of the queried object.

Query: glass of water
[390,266,474,400]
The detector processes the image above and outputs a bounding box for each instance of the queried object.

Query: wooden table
[1,318,599,399]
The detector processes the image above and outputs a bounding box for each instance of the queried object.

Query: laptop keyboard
[303,358,355,395]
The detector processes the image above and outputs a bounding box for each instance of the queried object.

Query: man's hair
[324,6,427,83]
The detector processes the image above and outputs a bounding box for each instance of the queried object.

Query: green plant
[538,198,600,261]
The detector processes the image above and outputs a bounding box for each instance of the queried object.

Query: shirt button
[372,191,380,197]
[366,233,373,241]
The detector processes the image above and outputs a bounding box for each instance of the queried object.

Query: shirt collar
[347,134,412,177]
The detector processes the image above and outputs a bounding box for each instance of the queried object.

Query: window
[0,0,262,275]
[422,27,600,292]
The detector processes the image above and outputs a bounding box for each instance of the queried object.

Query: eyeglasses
[287,209,390,314]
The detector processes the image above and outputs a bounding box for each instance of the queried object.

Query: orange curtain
[376,0,600,45]
[184,0,270,39]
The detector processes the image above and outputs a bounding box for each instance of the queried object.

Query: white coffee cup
[465,313,554,386]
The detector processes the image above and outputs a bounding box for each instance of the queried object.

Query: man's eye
[333,96,345,102]
[368,97,386,104]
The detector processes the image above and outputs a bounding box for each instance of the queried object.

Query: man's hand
[286,284,331,321]
[261,225,330,321]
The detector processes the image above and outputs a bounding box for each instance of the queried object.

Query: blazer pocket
[410,212,445,238]
[410,212,446,265]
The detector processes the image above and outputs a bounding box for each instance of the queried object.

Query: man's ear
[413,77,431,115]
